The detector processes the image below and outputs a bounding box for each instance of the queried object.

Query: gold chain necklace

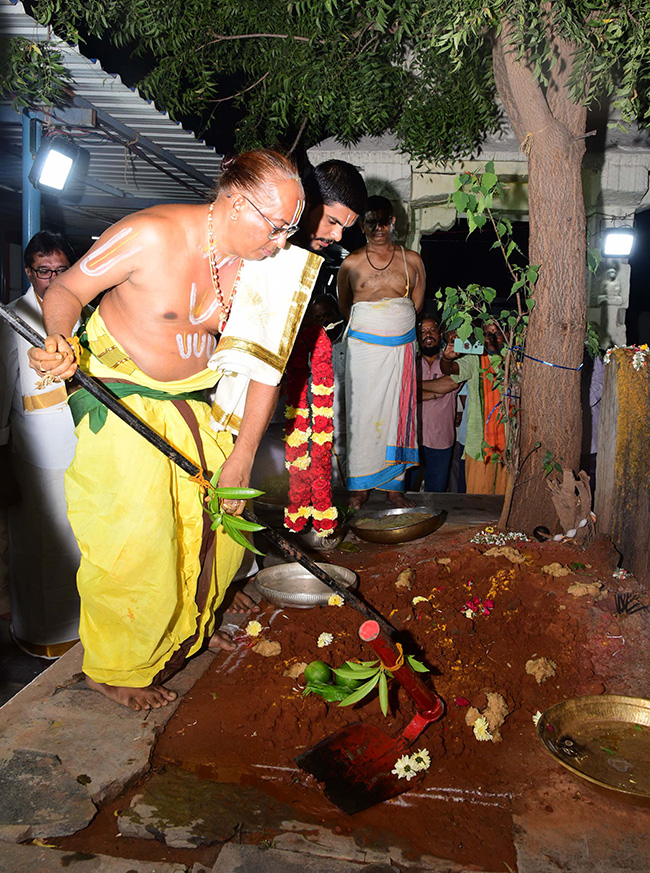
[208,202,239,333]
[365,243,397,272]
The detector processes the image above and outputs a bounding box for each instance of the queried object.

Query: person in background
[0,231,81,658]
[440,321,508,495]
[448,382,469,493]
[410,317,459,492]
[338,196,425,508]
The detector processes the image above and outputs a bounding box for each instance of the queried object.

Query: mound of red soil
[149,528,644,871]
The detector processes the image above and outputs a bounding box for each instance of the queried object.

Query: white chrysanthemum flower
[245,620,263,637]
[473,716,493,742]
[317,632,334,648]
[410,748,431,771]
[391,754,417,781]
[532,710,543,726]
[328,594,344,608]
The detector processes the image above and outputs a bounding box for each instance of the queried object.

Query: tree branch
[544,6,588,137]
[213,71,270,105]
[197,32,310,51]
[492,18,553,146]
[288,116,308,154]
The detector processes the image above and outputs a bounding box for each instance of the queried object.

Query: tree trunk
[492,20,587,533]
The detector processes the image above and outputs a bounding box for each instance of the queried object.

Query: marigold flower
[311,383,334,395]
[245,620,263,637]
[392,754,417,781]
[317,632,334,648]
[328,595,344,608]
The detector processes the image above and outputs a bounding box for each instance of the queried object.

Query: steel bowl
[350,507,446,544]
[295,525,346,552]
[537,695,650,803]
[254,562,358,609]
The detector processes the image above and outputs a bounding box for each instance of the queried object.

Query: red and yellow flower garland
[284,324,337,536]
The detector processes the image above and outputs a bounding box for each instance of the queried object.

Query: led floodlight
[28,137,88,195]
[602,228,635,258]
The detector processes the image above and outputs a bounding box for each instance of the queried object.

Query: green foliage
[0,37,71,109]
[584,322,602,359]
[334,655,428,717]
[542,449,563,478]
[205,466,265,555]
[434,163,544,475]
[3,1,645,155]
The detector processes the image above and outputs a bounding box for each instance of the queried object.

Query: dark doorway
[627,209,650,345]
[420,218,530,316]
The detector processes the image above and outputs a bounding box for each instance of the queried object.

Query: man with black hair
[338,196,425,509]
[296,159,367,256]
[0,230,81,658]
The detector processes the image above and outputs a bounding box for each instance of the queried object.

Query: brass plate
[538,695,650,801]
[350,507,446,544]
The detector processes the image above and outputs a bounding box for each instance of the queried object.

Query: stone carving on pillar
[590,259,630,347]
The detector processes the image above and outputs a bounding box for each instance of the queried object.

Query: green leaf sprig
[333,655,429,717]
[205,467,265,555]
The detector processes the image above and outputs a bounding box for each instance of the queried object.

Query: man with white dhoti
[338,196,425,509]
[0,232,81,657]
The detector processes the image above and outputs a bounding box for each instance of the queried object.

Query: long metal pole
[0,302,397,640]
[22,110,41,290]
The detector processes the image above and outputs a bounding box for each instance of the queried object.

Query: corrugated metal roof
[0,0,223,239]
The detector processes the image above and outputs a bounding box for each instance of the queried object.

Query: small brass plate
[538,695,650,801]
[350,507,446,544]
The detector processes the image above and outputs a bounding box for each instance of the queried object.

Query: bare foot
[387,491,415,508]
[208,630,237,653]
[349,490,369,510]
[85,675,177,712]
[225,590,260,615]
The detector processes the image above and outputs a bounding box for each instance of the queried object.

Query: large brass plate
[537,695,650,801]
[350,507,446,544]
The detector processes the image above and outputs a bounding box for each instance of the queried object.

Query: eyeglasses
[241,194,301,240]
[31,266,69,279]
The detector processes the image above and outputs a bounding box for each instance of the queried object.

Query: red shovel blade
[295,721,424,815]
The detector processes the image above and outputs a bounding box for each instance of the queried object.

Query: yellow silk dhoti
[66,310,243,687]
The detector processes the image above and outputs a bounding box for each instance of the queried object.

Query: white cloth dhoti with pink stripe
[345,298,418,492]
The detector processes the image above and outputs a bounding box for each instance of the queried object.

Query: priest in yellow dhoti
[29,150,320,710]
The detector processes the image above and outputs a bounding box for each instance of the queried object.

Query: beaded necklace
[207,202,240,333]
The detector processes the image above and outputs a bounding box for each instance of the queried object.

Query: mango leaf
[344,658,379,670]
[333,664,380,681]
[407,655,430,673]
[209,467,223,488]
[337,673,380,708]
[220,518,265,555]
[214,486,264,499]
[222,514,265,532]
[378,672,389,716]
[210,516,223,531]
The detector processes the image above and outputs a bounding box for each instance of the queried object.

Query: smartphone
[453,338,484,355]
